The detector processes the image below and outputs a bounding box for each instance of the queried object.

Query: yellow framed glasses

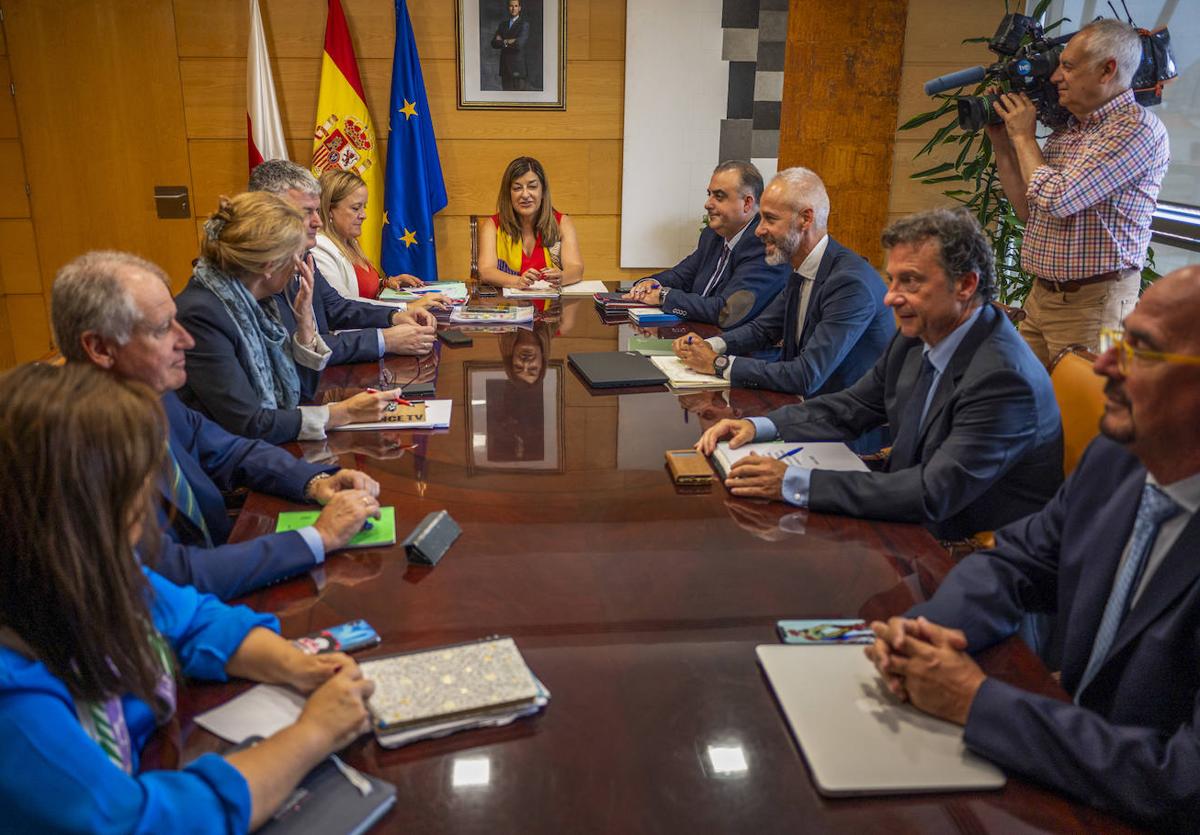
[1098,327,1200,372]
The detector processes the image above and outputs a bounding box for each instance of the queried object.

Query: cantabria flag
[312,0,384,264]
[247,0,287,172]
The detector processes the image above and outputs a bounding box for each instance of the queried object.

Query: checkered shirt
[1021,90,1170,282]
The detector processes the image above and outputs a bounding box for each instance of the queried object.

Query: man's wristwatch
[713,354,730,377]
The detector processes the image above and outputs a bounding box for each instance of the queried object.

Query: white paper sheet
[194,684,305,743]
[330,399,453,431]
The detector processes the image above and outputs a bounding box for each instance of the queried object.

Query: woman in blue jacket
[0,363,376,833]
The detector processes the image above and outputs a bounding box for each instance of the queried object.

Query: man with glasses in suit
[866,265,1200,830]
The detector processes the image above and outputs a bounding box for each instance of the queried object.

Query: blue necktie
[1075,483,1180,702]
[888,356,936,470]
[165,445,213,548]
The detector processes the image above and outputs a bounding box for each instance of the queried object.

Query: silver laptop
[757,644,1006,796]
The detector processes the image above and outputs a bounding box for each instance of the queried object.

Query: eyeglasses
[1098,327,1200,372]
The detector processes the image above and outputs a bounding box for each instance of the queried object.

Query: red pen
[366,387,410,405]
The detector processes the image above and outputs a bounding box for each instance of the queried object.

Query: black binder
[246,745,396,835]
[567,351,669,389]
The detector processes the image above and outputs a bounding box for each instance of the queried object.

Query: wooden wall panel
[175,0,620,62]
[0,221,42,295]
[181,57,623,142]
[779,0,909,266]
[0,59,17,139]
[0,301,16,369]
[5,293,51,362]
[5,0,198,291]
[887,0,1001,222]
[0,140,30,217]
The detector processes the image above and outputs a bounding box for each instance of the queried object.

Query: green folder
[276,506,397,550]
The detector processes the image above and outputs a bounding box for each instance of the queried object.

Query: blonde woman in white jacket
[314,169,424,302]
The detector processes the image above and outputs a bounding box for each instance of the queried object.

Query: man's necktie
[165,445,213,548]
[1075,483,1180,701]
[887,355,936,470]
[701,244,732,297]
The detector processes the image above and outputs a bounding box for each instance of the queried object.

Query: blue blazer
[155,391,335,599]
[652,215,790,328]
[766,303,1063,539]
[721,237,894,397]
[273,265,392,399]
[910,436,1200,830]
[176,277,309,445]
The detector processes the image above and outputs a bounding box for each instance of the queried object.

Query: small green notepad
[276,506,397,550]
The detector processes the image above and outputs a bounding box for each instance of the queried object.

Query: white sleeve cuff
[298,405,330,440]
[292,332,332,371]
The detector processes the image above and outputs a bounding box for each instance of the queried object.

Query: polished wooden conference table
[180,295,1138,834]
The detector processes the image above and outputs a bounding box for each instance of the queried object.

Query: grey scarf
[191,258,300,410]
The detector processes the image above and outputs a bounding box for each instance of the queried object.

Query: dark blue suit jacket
[273,266,392,399]
[177,277,308,445]
[910,436,1200,830]
[652,216,790,328]
[156,392,335,599]
[767,303,1063,539]
[721,237,894,397]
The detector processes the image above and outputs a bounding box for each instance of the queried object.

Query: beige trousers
[1019,269,1141,366]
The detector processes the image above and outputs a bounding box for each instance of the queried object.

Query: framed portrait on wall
[455,0,566,110]
[466,359,564,473]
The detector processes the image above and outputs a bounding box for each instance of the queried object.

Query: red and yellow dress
[492,211,562,276]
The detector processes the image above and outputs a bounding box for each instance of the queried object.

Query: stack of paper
[379,281,470,303]
[360,637,550,748]
[503,281,559,299]
[629,307,682,325]
[560,279,610,296]
[711,441,868,480]
[649,355,730,390]
[593,292,643,316]
[450,305,535,325]
[330,399,452,431]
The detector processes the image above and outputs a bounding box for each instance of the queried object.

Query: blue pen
[776,446,804,461]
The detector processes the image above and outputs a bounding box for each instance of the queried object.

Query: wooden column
[779,0,909,265]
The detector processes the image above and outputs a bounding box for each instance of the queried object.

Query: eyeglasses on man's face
[1098,327,1200,373]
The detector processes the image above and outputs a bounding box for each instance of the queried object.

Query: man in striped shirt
[989,19,1169,366]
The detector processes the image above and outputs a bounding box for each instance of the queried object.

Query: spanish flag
[312,0,384,265]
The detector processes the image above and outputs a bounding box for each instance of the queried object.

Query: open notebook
[711,441,868,480]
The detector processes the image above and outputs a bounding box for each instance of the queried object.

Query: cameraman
[989,18,1169,365]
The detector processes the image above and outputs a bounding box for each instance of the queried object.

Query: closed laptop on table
[567,351,668,389]
[756,644,1005,796]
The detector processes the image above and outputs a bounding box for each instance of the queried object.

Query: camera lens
[956,94,1001,132]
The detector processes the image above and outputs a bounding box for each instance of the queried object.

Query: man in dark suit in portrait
[672,167,894,402]
[491,0,530,91]
[867,265,1200,831]
[625,160,791,329]
[51,250,381,600]
[696,207,1062,540]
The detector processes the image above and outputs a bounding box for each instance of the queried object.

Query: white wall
[620,0,727,268]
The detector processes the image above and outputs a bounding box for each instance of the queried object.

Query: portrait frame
[455,0,567,110]
[465,360,565,473]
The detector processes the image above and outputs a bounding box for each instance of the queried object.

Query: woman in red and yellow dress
[477,156,584,289]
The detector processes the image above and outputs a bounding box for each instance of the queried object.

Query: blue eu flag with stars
[381,0,447,280]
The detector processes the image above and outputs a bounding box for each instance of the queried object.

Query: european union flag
[381,0,447,280]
